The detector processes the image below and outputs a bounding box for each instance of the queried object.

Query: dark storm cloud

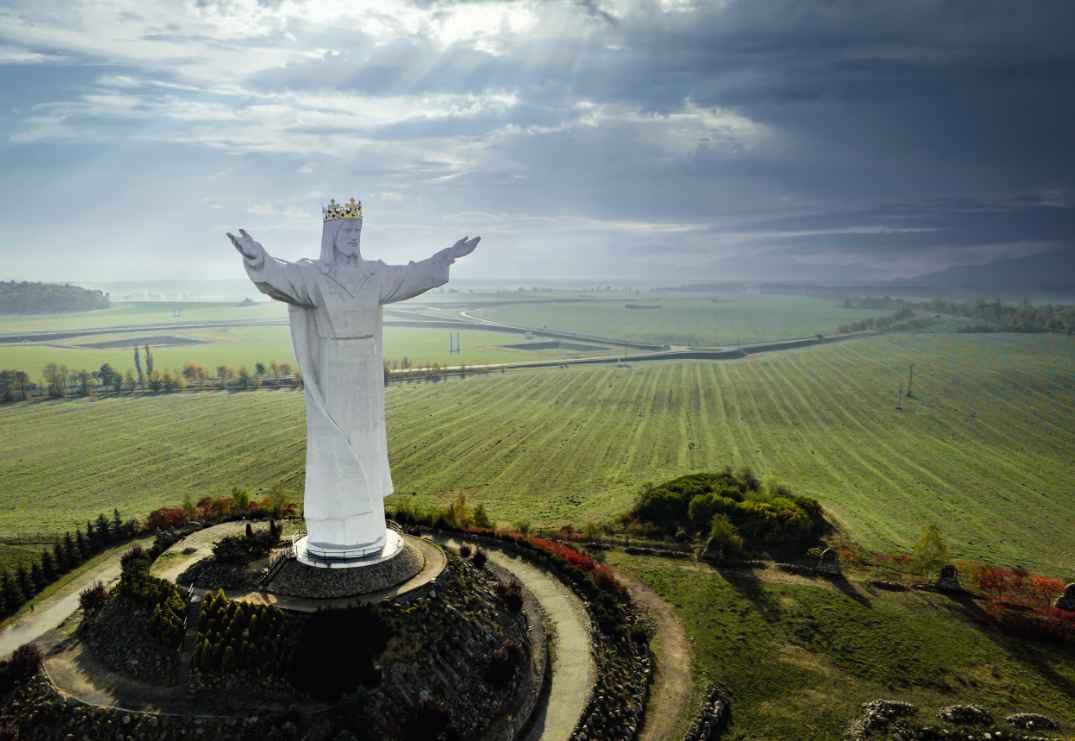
[1,0,1073,281]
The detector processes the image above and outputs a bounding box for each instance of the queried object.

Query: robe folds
[243,246,452,552]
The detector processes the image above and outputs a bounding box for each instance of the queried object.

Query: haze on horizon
[0,0,1072,286]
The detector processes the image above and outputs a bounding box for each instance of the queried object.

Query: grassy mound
[606,552,1075,741]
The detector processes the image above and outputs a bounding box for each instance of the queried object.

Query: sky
[0,0,1073,284]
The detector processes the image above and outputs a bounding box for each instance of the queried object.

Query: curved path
[435,536,596,741]
[611,566,693,741]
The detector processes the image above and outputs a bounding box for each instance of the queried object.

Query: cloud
[0,0,1071,282]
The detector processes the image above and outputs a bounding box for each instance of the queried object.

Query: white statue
[228,199,479,562]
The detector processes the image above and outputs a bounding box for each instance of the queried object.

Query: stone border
[441,530,653,741]
[266,542,424,599]
[473,556,550,741]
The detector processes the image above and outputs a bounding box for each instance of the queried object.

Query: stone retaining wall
[445,531,654,741]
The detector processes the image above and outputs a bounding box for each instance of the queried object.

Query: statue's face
[334,219,362,258]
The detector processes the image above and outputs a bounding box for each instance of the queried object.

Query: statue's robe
[243,248,452,552]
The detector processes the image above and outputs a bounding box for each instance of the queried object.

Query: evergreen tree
[53,541,68,573]
[222,645,236,672]
[16,565,34,601]
[39,549,56,582]
[112,509,123,541]
[0,572,19,614]
[144,344,154,376]
[76,527,92,560]
[63,532,81,568]
[86,521,99,552]
[95,513,113,545]
[134,346,142,387]
[30,563,46,591]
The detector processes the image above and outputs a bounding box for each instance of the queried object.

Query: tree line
[0,347,302,403]
[836,296,1075,334]
[0,509,139,619]
[0,281,110,315]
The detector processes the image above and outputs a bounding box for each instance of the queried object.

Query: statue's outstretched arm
[379,236,480,305]
[227,229,316,307]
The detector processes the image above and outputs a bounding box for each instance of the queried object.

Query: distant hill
[895,249,1075,288]
[0,281,111,315]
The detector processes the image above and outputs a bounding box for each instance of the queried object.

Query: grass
[0,326,623,386]
[603,553,1075,740]
[0,333,1072,575]
[473,295,892,346]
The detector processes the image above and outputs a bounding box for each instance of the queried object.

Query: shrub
[459,543,472,558]
[471,548,488,569]
[407,697,451,741]
[117,555,186,647]
[337,687,377,741]
[495,580,524,612]
[0,642,43,696]
[708,515,744,557]
[222,645,237,672]
[629,623,649,643]
[119,545,144,570]
[9,643,43,679]
[484,641,526,687]
[146,507,185,530]
[79,580,107,615]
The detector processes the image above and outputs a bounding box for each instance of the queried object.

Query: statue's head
[334,218,362,258]
[317,198,363,271]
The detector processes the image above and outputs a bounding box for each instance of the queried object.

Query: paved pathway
[0,537,153,660]
[436,536,596,741]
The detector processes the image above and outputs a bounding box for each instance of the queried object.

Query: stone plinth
[268,541,423,599]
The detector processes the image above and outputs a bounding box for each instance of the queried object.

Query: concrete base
[295,529,404,569]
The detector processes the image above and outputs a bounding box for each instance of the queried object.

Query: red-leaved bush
[145,507,185,530]
[460,526,621,592]
[964,563,1072,643]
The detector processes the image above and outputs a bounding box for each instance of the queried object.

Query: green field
[473,295,892,345]
[0,326,627,385]
[0,301,288,334]
[0,333,1073,574]
[606,553,1075,740]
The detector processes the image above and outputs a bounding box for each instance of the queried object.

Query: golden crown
[322,198,363,222]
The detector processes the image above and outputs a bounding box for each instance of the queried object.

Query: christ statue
[228,199,479,561]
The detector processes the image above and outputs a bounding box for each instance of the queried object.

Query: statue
[228,199,479,563]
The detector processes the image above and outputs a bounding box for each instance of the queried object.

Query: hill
[0,281,111,315]
[895,248,1075,288]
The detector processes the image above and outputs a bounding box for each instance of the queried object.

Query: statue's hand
[448,236,480,260]
[227,229,263,261]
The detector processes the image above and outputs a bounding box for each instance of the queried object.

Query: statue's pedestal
[269,531,423,598]
[295,529,404,569]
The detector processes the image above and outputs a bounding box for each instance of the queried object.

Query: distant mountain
[895,249,1075,288]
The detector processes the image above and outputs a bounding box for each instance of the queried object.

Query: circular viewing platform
[294,528,404,569]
